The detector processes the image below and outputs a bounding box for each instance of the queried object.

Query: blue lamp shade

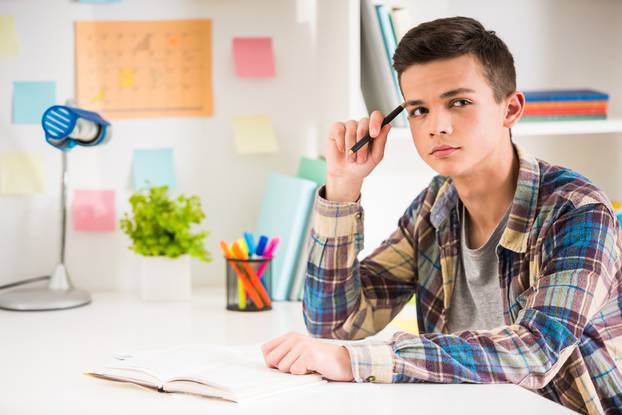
[41,105,110,151]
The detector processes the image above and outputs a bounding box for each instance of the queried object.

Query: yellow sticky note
[232,115,279,154]
[118,67,135,88]
[0,16,18,56]
[0,152,44,195]
[391,318,419,334]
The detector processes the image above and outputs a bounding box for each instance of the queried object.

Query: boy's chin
[426,161,467,179]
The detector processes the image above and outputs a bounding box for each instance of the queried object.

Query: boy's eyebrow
[404,88,477,106]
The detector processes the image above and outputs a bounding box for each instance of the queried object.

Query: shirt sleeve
[344,203,620,386]
[302,185,423,342]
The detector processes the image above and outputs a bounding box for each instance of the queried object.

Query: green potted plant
[120,185,211,301]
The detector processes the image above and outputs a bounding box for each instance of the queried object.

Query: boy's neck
[453,137,519,249]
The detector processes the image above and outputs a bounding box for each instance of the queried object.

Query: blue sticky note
[132,148,176,190]
[13,81,56,124]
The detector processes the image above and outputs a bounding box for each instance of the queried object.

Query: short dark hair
[393,16,516,103]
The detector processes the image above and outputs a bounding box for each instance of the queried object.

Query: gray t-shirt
[446,204,509,333]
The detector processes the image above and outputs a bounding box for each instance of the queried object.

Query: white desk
[0,288,576,415]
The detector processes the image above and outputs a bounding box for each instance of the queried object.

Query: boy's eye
[410,107,428,117]
[451,99,472,107]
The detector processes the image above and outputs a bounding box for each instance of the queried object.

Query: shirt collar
[429,143,540,253]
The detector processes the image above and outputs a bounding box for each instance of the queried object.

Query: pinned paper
[13,81,56,124]
[75,20,213,119]
[0,16,18,56]
[0,152,44,195]
[232,116,279,154]
[73,190,116,232]
[233,37,275,78]
[132,148,176,190]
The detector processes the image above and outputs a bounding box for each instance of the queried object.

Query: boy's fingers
[265,337,297,368]
[289,356,310,375]
[276,343,304,373]
[261,332,292,356]
[370,124,391,163]
[344,120,358,162]
[328,122,346,154]
[369,111,385,138]
[355,118,370,163]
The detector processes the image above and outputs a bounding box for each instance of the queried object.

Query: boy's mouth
[430,144,460,156]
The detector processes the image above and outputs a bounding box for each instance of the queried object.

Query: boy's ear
[503,91,525,129]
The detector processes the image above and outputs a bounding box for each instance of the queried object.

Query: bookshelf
[513,118,622,137]
[388,117,622,140]
[328,0,622,256]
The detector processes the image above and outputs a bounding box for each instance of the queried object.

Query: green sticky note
[132,148,176,190]
[0,152,44,195]
[0,16,18,56]
[232,115,279,154]
[297,157,326,187]
[13,81,56,124]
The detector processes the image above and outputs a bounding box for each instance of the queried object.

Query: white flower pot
[139,255,191,301]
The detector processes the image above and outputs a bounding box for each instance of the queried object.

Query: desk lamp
[0,106,111,311]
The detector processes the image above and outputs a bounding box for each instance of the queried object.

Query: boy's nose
[428,111,453,136]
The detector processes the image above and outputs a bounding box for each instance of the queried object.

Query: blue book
[255,173,317,301]
[288,157,327,301]
[524,89,609,102]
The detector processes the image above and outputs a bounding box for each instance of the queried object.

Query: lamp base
[0,287,91,311]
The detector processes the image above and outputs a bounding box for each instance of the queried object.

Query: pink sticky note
[233,37,275,78]
[73,190,116,232]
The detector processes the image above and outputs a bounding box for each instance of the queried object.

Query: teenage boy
[261,17,622,414]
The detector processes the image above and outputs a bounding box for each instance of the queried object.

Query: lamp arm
[60,150,67,265]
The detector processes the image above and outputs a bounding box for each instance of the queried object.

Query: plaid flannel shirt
[303,144,622,414]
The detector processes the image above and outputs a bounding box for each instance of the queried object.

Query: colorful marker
[232,242,272,308]
[219,240,261,309]
[255,235,269,256]
[243,232,256,257]
[257,237,281,279]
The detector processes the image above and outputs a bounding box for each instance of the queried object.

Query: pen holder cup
[225,257,273,312]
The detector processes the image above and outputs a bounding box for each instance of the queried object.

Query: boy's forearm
[301,184,375,339]
[302,187,418,340]
[302,189,367,339]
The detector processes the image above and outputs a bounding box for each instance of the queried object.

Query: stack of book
[522,89,609,122]
[361,0,410,126]
[254,157,327,301]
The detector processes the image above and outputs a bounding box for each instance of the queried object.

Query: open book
[86,344,326,403]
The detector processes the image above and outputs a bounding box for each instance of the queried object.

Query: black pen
[348,102,406,155]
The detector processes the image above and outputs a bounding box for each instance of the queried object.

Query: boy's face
[400,54,518,179]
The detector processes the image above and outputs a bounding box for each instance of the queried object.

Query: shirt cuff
[313,185,364,238]
[343,341,394,383]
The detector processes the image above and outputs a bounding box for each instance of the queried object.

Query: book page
[104,344,248,381]
[95,343,326,401]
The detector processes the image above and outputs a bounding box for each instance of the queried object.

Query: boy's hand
[261,332,354,382]
[325,111,392,202]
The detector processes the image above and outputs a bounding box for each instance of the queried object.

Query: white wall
[0,0,343,291]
